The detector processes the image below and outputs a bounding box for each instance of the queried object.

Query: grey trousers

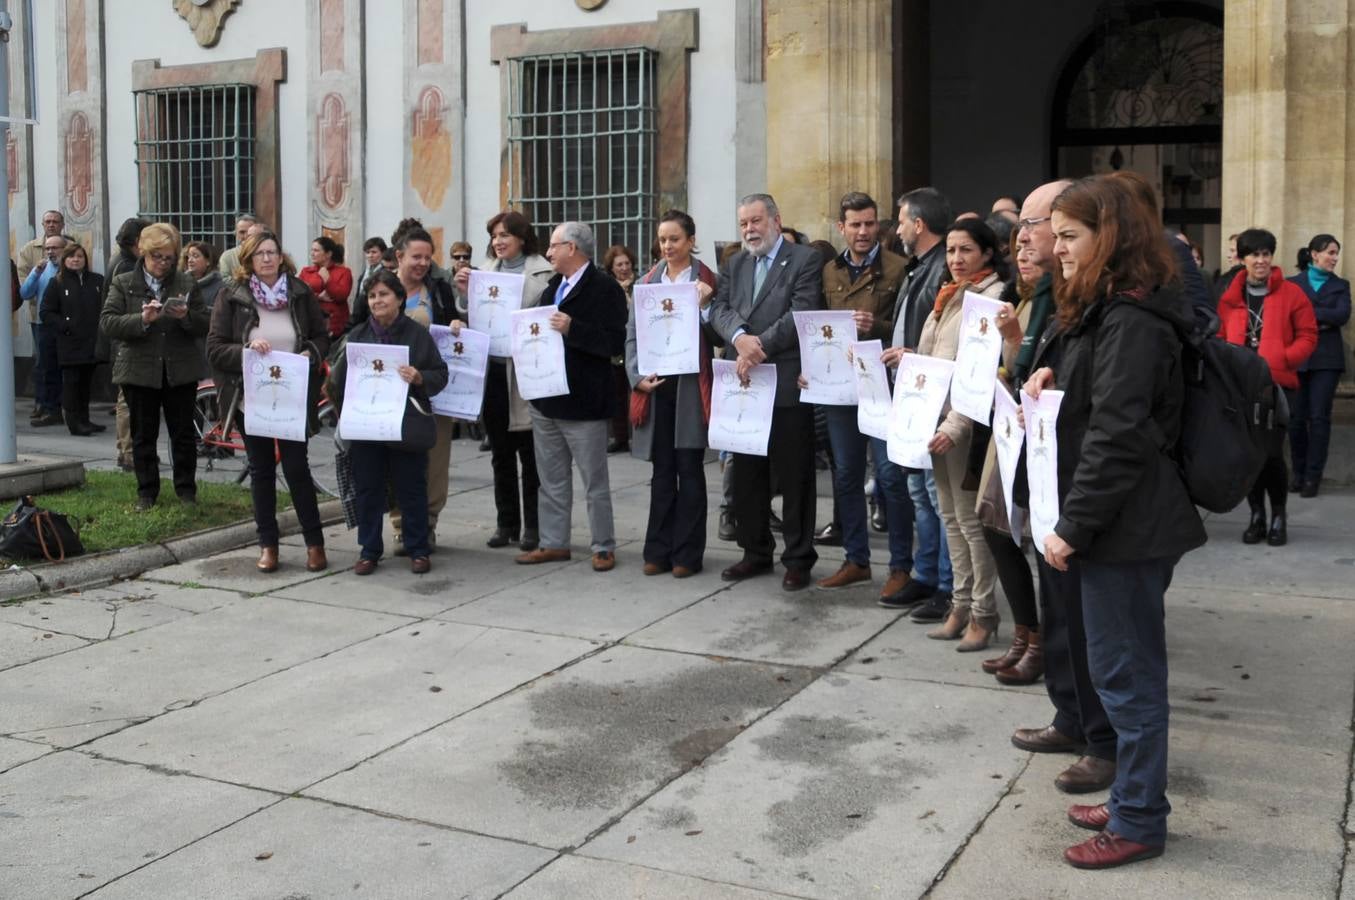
[530,409,616,554]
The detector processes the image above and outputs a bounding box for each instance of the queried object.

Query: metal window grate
[134,84,257,252]
[507,48,657,264]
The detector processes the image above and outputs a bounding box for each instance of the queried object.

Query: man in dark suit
[515,221,628,573]
[707,193,825,591]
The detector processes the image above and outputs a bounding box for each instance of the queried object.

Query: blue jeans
[1289,368,1341,484]
[1081,556,1177,847]
[907,469,952,592]
[822,407,913,571]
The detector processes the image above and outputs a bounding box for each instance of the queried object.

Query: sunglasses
[451,254,471,261]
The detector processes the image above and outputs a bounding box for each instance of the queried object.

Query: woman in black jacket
[207,231,331,575]
[1027,176,1205,870]
[326,269,449,575]
[40,243,105,435]
[1288,235,1351,497]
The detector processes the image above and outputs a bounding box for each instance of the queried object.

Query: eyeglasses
[254,249,280,259]
[548,240,575,250]
[1017,216,1052,231]
[147,252,176,265]
[451,254,472,261]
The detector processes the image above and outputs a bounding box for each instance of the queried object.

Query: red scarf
[629,260,717,427]
[933,268,993,317]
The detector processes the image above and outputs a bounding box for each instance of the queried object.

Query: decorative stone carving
[64,112,93,217]
[316,92,350,210]
[410,85,451,212]
[172,0,240,49]
[403,0,463,265]
[307,0,363,269]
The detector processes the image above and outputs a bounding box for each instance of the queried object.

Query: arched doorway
[1052,2,1223,264]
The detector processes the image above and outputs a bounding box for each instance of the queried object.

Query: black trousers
[611,363,631,446]
[1249,387,1296,514]
[61,363,95,432]
[984,526,1038,629]
[642,378,707,569]
[124,377,198,500]
[1037,556,1116,761]
[350,441,430,560]
[733,403,818,571]
[483,360,539,533]
[240,422,324,548]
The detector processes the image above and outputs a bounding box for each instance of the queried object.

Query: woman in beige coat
[916,218,1007,651]
[453,212,553,551]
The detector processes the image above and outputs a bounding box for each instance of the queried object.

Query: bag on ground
[0,496,85,561]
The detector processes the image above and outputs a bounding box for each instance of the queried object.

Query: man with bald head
[1007,180,1119,798]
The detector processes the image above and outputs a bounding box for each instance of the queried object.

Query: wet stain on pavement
[646,805,698,831]
[753,715,929,857]
[1169,766,1208,799]
[497,661,809,810]
[408,578,453,596]
[714,596,856,656]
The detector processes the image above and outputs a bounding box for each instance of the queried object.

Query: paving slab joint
[920,753,1034,897]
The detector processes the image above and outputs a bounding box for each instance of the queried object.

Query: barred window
[507,48,657,263]
[134,84,256,251]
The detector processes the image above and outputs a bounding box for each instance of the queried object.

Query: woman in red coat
[298,235,353,338]
[1216,228,1317,546]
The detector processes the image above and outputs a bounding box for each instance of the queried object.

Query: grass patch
[2,470,289,561]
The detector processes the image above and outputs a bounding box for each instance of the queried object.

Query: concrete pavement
[2,416,1354,898]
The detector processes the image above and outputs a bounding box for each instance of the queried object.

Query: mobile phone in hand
[165,295,188,311]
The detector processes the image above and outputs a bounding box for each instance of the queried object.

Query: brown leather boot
[305,545,328,573]
[927,607,968,640]
[257,546,279,573]
[981,624,1029,673]
[995,629,1044,685]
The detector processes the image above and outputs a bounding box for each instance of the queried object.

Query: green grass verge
[2,470,290,561]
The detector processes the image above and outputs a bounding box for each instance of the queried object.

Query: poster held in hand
[950,291,1006,423]
[242,348,311,442]
[793,310,857,405]
[708,358,777,455]
[885,354,955,469]
[338,342,410,441]
[509,305,569,400]
[1021,388,1065,547]
[467,270,525,357]
[991,381,1027,545]
[429,325,490,419]
[633,282,701,376]
[850,339,891,440]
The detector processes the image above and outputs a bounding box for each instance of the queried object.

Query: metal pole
[0,3,17,465]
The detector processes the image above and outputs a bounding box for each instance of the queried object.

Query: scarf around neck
[933,268,994,317]
[250,273,289,311]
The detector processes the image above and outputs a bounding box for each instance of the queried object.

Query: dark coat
[1039,289,1207,564]
[1289,270,1350,372]
[821,244,907,341]
[95,250,138,363]
[1217,267,1318,389]
[325,310,449,416]
[100,263,210,388]
[207,278,332,435]
[889,241,946,350]
[531,262,629,421]
[40,270,105,366]
[707,238,825,406]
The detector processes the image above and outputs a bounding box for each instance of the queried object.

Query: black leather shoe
[1242,508,1267,544]
[782,568,812,591]
[768,508,783,532]
[520,528,540,552]
[721,559,773,582]
[487,528,518,548]
[85,421,107,433]
[1300,480,1320,498]
[1267,512,1287,546]
[718,510,737,541]
[812,522,842,546]
[910,590,951,622]
[880,578,935,610]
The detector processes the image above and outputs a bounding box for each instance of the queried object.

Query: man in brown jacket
[813,192,912,595]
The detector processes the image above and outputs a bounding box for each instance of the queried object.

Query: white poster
[242,348,310,442]
[633,281,701,376]
[1021,388,1065,548]
[991,381,1027,545]
[885,354,955,470]
[338,342,410,442]
[794,310,857,405]
[708,359,777,456]
[950,291,1006,424]
[510,305,569,400]
[429,325,490,419]
[467,270,525,357]
[850,339,891,441]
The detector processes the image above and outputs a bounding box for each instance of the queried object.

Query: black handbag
[0,496,85,562]
[387,395,437,453]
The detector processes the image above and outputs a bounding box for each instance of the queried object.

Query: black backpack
[1172,324,1286,513]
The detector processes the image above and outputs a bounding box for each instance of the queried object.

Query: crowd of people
[12,171,1349,871]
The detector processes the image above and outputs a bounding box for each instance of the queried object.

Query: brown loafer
[305,546,328,573]
[1011,724,1083,754]
[721,559,773,582]
[353,558,378,576]
[672,565,700,579]
[642,561,670,576]
[592,551,616,572]
[816,561,871,590]
[516,548,572,565]
[1068,802,1111,832]
[1056,755,1117,794]
[257,546,279,573]
[781,567,812,592]
[410,556,431,574]
[1064,831,1163,870]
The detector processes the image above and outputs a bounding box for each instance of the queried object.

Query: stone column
[403,0,465,264]
[6,0,34,257]
[308,0,366,267]
[764,0,896,241]
[55,0,110,270]
[1222,1,1355,370]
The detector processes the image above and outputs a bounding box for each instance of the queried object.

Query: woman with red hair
[1026,175,1205,869]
